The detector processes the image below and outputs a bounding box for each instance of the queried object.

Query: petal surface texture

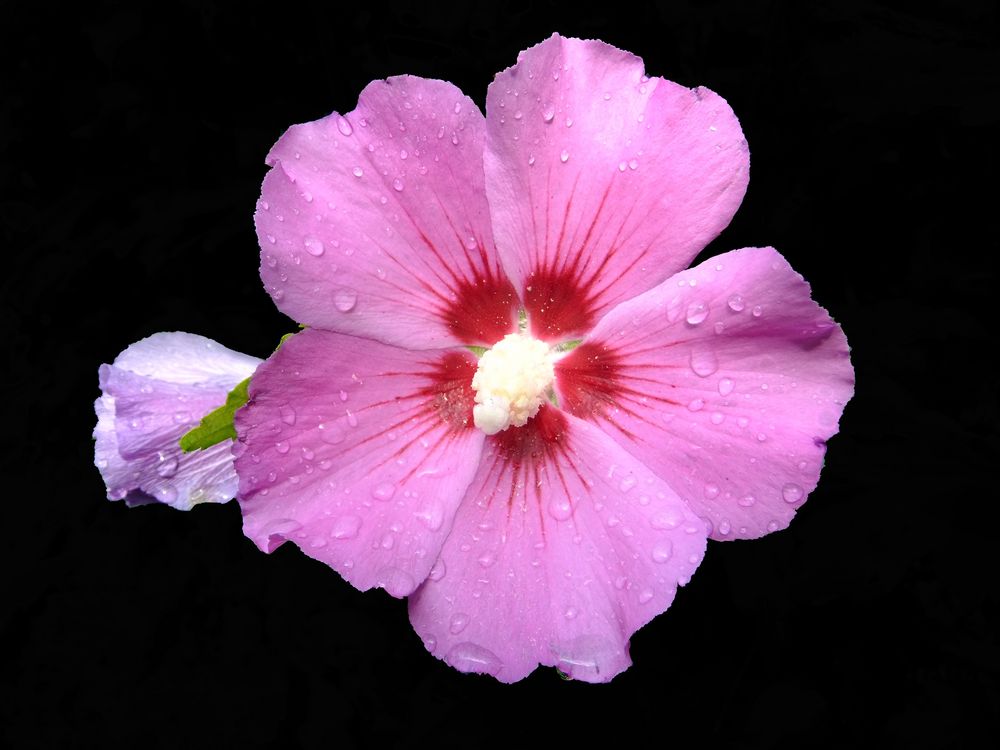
[95,332,261,509]
[235,329,485,597]
[555,247,855,540]
[257,76,518,349]
[485,34,750,342]
[408,407,707,683]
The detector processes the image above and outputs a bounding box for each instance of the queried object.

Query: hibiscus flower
[95,332,261,510]
[236,33,854,682]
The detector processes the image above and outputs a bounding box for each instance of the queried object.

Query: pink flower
[236,34,854,682]
[95,332,261,510]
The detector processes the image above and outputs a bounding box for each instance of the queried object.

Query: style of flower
[236,34,854,682]
[95,332,261,509]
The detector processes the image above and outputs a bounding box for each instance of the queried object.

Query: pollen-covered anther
[471,333,557,435]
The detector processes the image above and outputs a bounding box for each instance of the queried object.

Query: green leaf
[178,377,250,452]
[466,345,487,357]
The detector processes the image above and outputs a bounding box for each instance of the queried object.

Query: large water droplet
[548,496,573,521]
[445,642,502,676]
[651,541,673,563]
[686,301,710,325]
[718,377,735,396]
[378,567,415,597]
[428,557,447,581]
[416,501,444,531]
[449,612,470,634]
[690,348,719,377]
[156,455,178,478]
[333,288,357,312]
[782,483,805,504]
[330,515,362,540]
[372,482,396,501]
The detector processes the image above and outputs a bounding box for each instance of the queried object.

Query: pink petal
[257,76,518,349]
[95,333,261,510]
[408,407,707,683]
[235,329,485,597]
[485,34,749,342]
[555,247,855,541]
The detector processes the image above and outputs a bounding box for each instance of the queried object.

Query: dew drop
[560,149,570,163]
[352,166,364,178]
[651,541,673,563]
[274,441,290,454]
[718,519,732,536]
[685,301,710,325]
[710,411,725,425]
[650,508,683,529]
[689,348,719,377]
[346,410,358,428]
[718,377,735,396]
[428,557,447,581]
[303,237,324,256]
[782,483,805,504]
[392,177,404,192]
[336,116,353,136]
[416,501,444,531]
[542,107,555,123]
[478,552,496,568]
[449,613,470,634]
[379,567,415,597]
[618,475,637,493]
[638,588,655,604]
[564,606,579,620]
[372,482,396,501]
[279,404,296,425]
[752,305,763,318]
[703,483,720,499]
[156,456,178,478]
[331,515,361,540]
[628,158,638,170]
[333,288,357,312]
[618,161,627,172]
[727,294,745,312]
[548,496,573,521]
[738,494,757,507]
[687,398,704,412]
[445,643,502,676]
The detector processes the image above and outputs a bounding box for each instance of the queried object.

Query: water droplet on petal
[548,496,572,521]
[690,348,719,377]
[445,642,502,676]
[274,441,290,454]
[392,177,404,191]
[542,107,555,123]
[628,158,638,170]
[752,305,763,317]
[704,483,720,499]
[727,294,745,312]
[449,613,470,634]
[333,288,357,312]
[478,552,495,568]
[686,301,710,325]
[428,557,447,582]
[378,567,415,597]
[352,166,363,178]
[346,410,358,428]
[618,475,637,493]
[416,501,444,531]
[564,606,579,620]
[638,588,655,604]
[710,411,725,425]
[718,377,735,396]
[718,519,732,535]
[330,515,361,539]
[156,456,178,478]
[372,482,396,501]
[303,237,325,256]
[782,483,805,504]
[336,116,353,136]
[651,508,683,529]
[687,398,704,412]
[652,541,673,563]
[560,149,570,163]
[739,494,757,507]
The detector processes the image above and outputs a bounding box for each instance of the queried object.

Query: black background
[4,1,997,748]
